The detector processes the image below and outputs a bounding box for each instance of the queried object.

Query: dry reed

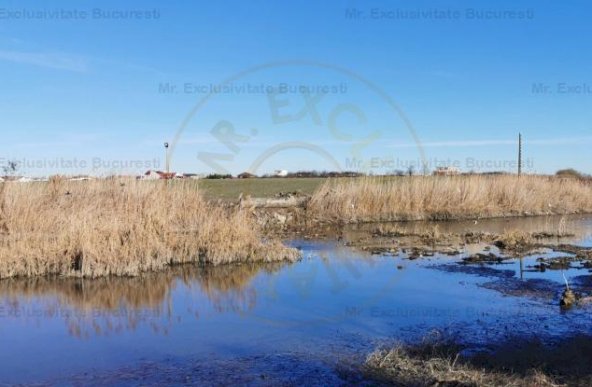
[310,175,592,223]
[366,345,560,387]
[0,179,298,279]
[366,332,592,386]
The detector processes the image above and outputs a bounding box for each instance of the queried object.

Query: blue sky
[0,0,591,176]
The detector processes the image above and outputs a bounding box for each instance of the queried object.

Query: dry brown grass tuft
[366,345,560,387]
[0,180,298,279]
[310,175,592,223]
[365,333,592,386]
[494,230,534,250]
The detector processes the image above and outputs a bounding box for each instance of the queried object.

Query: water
[1,216,591,385]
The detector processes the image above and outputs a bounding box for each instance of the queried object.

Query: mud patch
[481,277,562,301]
[432,263,515,279]
[461,252,508,264]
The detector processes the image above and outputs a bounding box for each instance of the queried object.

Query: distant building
[183,173,203,180]
[274,170,288,177]
[433,166,461,176]
[141,170,180,180]
[142,170,161,180]
[68,176,93,182]
[237,172,256,179]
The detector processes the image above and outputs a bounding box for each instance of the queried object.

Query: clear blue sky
[1,0,591,176]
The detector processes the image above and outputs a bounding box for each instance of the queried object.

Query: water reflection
[0,262,288,338]
[192,262,286,313]
[346,214,592,240]
[2,215,591,342]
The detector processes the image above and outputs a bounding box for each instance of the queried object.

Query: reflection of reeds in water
[194,262,286,314]
[0,274,172,310]
[0,179,298,279]
[0,261,289,338]
[346,214,590,253]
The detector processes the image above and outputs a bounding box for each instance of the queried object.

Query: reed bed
[0,179,298,279]
[310,175,592,223]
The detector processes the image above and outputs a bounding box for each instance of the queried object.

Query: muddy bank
[246,194,592,241]
[344,225,589,260]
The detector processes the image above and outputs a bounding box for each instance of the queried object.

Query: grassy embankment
[0,178,298,279]
[196,177,325,200]
[309,175,592,223]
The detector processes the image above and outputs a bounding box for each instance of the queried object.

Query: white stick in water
[562,270,570,290]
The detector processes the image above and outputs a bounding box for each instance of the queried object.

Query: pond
[1,215,591,385]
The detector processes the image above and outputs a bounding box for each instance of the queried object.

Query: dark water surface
[1,215,591,385]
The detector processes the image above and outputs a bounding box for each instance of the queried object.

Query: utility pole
[164,142,170,174]
[518,133,522,176]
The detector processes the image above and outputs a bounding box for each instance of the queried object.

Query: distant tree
[237,172,257,179]
[285,170,363,178]
[556,169,584,179]
[422,165,430,176]
[205,173,233,179]
[407,166,415,177]
[2,160,18,176]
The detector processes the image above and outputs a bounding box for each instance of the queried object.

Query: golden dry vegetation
[310,175,592,223]
[0,178,298,279]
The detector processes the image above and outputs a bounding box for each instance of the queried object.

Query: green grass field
[196,178,326,200]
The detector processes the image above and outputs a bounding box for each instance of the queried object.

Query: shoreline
[2,175,592,279]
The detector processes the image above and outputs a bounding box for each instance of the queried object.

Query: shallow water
[346,213,592,242]
[1,215,592,385]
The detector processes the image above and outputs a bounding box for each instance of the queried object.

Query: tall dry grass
[310,175,592,223]
[366,333,592,386]
[366,345,560,386]
[0,179,298,279]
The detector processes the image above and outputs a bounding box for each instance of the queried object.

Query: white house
[141,170,182,180]
[183,173,203,180]
[142,170,163,180]
[275,170,288,177]
[68,176,93,182]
